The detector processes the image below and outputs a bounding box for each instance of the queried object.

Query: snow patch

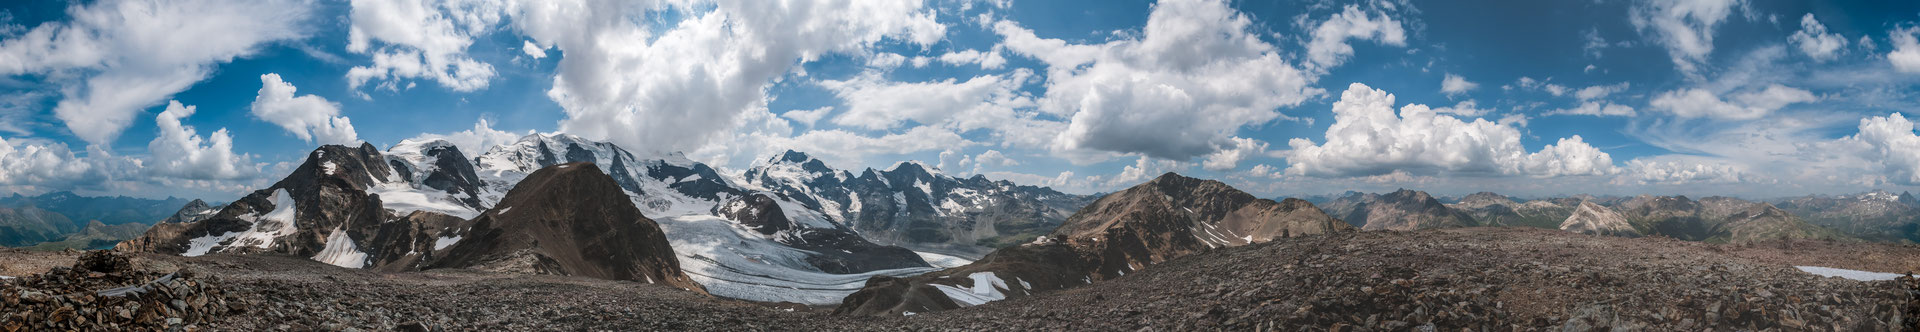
[183,231,240,257]
[312,228,369,269]
[914,251,976,269]
[434,235,463,251]
[225,189,300,250]
[929,272,1010,306]
[321,161,338,175]
[367,184,481,219]
[1795,266,1903,281]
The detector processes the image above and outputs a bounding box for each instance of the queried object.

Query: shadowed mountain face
[118,144,404,263]
[1340,189,1478,231]
[1611,195,1847,244]
[1775,191,1920,243]
[1449,192,1577,230]
[431,163,704,293]
[834,172,1352,316]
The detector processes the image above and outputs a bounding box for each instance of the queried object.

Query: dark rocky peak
[777,149,813,163]
[161,199,221,224]
[278,143,395,192]
[879,161,939,187]
[717,193,798,236]
[432,162,705,292]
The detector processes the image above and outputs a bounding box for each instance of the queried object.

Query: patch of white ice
[1795,266,1903,281]
[183,231,241,257]
[434,235,463,251]
[312,228,369,269]
[929,272,1010,306]
[914,251,975,269]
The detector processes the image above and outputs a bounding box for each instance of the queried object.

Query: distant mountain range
[838,173,1352,315]
[19,132,1920,312]
[0,192,195,247]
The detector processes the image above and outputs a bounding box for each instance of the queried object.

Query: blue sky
[5,0,1920,201]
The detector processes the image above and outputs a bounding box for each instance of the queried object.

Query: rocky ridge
[834,172,1353,316]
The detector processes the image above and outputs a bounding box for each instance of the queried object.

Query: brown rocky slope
[835,172,1354,316]
[430,162,703,293]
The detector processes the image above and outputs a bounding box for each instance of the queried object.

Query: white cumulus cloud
[147,101,260,181]
[1440,74,1477,96]
[1890,26,1920,73]
[1849,112,1920,185]
[1285,83,1617,178]
[1788,14,1847,62]
[345,0,503,93]
[1302,4,1407,71]
[251,74,360,145]
[516,0,947,156]
[937,48,1007,69]
[0,0,315,145]
[1201,137,1269,172]
[996,0,1320,162]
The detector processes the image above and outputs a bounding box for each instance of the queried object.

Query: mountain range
[14,132,1918,313]
[0,192,194,247]
[115,133,1097,305]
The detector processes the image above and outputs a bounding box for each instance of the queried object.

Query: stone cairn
[2,251,237,331]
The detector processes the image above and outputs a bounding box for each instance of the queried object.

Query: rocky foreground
[2,227,1917,331]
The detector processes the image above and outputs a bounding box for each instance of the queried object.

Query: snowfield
[656,214,939,305]
[1794,266,1904,281]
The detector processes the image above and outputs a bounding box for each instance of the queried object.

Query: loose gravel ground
[3,227,1916,331]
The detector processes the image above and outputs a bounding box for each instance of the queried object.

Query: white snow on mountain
[226,189,300,250]
[929,272,1012,306]
[656,214,938,305]
[433,235,462,251]
[914,251,975,269]
[313,228,369,268]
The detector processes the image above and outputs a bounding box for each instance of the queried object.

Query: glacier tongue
[655,214,938,305]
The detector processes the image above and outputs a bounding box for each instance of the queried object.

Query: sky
[4,0,1920,201]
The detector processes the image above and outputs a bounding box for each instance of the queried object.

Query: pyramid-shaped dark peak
[884,160,932,175]
[776,150,814,164]
[1145,172,1203,187]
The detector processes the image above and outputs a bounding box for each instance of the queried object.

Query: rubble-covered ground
[2,227,1916,331]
